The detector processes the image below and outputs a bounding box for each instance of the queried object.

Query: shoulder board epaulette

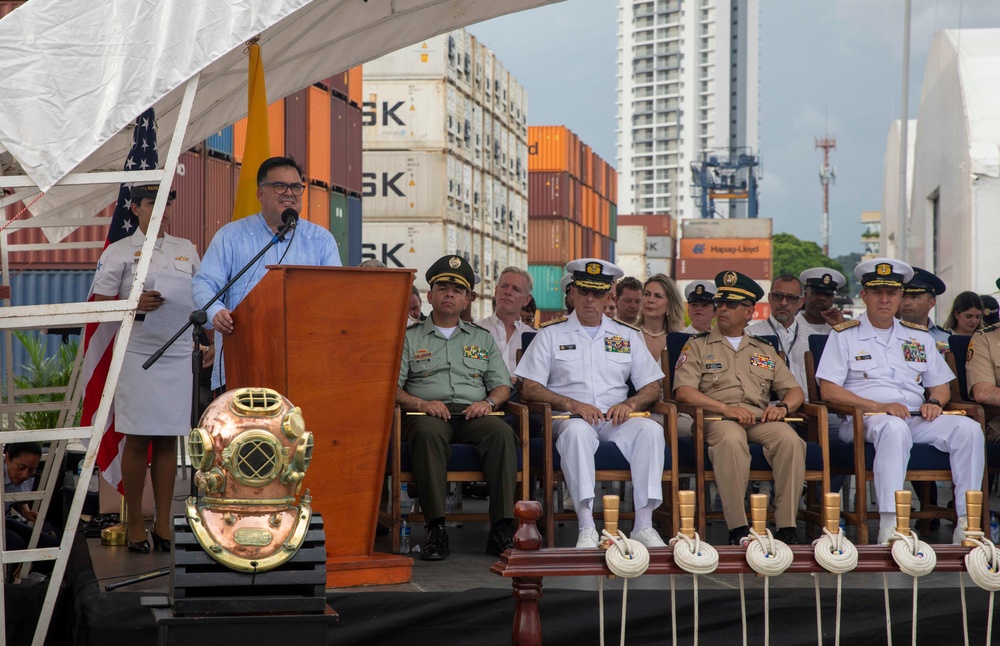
[613,318,641,332]
[899,320,928,332]
[538,317,567,328]
[691,330,710,338]
[832,319,861,332]
[979,324,998,334]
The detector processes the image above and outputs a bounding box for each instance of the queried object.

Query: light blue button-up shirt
[192,212,341,388]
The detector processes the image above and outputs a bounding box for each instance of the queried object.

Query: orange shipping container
[204,157,236,245]
[528,219,582,265]
[528,125,583,178]
[307,185,330,228]
[679,238,772,260]
[347,65,363,108]
[233,99,286,163]
[618,214,673,237]
[307,86,331,186]
[675,258,771,281]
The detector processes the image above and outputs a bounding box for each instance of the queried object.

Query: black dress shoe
[420,525,450,561]
[126,532,150,554]
[774,527,800,545]
[151,530,172,552]
[728,525,751,546]
[485,520,515,555]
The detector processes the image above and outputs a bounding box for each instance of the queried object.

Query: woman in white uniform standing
[92,184,200,553]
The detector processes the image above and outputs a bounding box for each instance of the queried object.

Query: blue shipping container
[1,270,94,387]
[205,125,234,159]
[347,195,362,267]
[527,264,567,312]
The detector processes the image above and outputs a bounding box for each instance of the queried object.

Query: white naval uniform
[815,312,984,518]
[748,315,808,395]
[514,311,666,509]
[92,231,200,436]
[474,313,532,379]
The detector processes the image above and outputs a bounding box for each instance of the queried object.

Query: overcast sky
[471,0,1000,258]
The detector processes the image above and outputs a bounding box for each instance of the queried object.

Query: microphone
[281,208,299,227]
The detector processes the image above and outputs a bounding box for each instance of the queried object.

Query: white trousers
[840,414,984,518]
[554,417,665,510]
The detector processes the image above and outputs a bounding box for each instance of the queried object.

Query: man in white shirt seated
[475,267,534,379]
[748,274,807,392]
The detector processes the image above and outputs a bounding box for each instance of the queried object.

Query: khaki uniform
[398,317,516,524]
[673,327,806,529]
[967,325,1000,442]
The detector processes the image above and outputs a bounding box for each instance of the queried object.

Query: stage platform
[7,472,1000,645]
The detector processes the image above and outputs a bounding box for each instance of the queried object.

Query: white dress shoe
[631,526,667,548]
[576,527,600,549]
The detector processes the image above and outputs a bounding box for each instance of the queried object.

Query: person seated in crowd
[682,280,716,333]
[409,284,426,322]
[747,274,808,392]
[475,266,533,379]
[615,276,643,325]
[459,273,481,323]
[817,258,984,544]
[396,255,517,560]
[980,295,1000,328]
[636,273,685,360]
[673,270,806,545]
[899,268,951,349]
[966,277,1000,443]
[560,273,574,315]
[516,258,668,549]
[603,295,618,319]
[945,291,984,336]
[520,296,537,328]
[5,443,59,553]
[796,267,847,337]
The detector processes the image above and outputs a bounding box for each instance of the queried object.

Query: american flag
[81,107,157,494]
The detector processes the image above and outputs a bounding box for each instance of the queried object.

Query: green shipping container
[329,191,349,266]
[609,203,617,241]
[528,264,568,312]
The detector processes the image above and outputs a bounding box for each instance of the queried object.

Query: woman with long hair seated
[636,273,686,359]
[945,291,984,336]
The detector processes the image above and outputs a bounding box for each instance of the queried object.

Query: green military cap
[426,254,475,291]
[713,270,765,303]
[131,183,176,201]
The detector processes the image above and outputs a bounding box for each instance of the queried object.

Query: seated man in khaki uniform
[397,255,517,561]
[673,270,807,545]
[967,275,1000,443]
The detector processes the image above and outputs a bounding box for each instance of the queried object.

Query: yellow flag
[232,42,270,221]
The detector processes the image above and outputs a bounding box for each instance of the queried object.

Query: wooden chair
[379,402,530,553]
[804,333,988,543]
[664,331,831,539]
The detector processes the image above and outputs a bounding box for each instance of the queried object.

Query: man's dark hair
[773,274,803,290]
[523,296,537,314]
[615,277,642,299]
[4,442,42,459]
[257,157,304,185]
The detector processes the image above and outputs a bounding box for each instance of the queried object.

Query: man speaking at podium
[193,157,341,390]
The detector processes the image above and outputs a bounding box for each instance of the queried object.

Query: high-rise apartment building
[617,0,759,220]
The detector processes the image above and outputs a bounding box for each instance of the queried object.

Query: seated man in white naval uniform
[516,258,667,549]
[816,257,984,544]
[682,280,716,334]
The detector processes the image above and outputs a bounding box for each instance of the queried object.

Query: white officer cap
[563,258,624,293]
[559,273,573,294]
[854,257,914,288]
[799,267,846,293]
[684,280,716,303]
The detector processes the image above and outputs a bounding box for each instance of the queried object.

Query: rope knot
[746,528,793,576]
[669,532,719,575]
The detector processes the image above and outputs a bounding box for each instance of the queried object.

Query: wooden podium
[224,265,414,587]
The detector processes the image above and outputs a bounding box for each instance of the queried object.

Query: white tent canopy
[0,0,559,233]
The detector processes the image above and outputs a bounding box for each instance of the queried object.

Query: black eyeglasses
[717,301,751,310]
[770,292,802,304]
[259,182,305,196]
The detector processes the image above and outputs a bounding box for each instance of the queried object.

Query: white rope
[745,528,794,576]
[883,572,894,646]
[811,528,857,646]
[669,532,718,646]
[670,575,678,646]
[960,572,970,646]
[888,531,936,646]
[597,530,650,646]
[963,533,1000,592]
[739,573,748,646]
[814,574,823,646]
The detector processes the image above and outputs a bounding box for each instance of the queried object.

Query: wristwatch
[925,398,941,407]
[775,402,789,411]
[484,398,496,410]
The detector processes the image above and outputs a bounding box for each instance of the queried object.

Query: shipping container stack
[674,217,774,320]
[361,29,529,320]
[527,125,618,320]
[615,214,674,282]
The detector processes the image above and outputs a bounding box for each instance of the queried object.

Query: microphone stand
[113,217,296,593]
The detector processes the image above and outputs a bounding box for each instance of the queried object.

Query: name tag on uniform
[854,353,872,361]
[463,345,489,360]
[413,349,432,363]
[605,336,631,353]
[559,344,576,351]
[704,362,723,370]
[750,353,775,370]
[901,340,926,363]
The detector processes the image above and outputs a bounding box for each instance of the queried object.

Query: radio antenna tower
[816,135,837,256]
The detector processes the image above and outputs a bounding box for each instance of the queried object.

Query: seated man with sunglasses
[193,157,341,391]
[748,274,808,392]
[674,270,806,545]
[795,267,848,340]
